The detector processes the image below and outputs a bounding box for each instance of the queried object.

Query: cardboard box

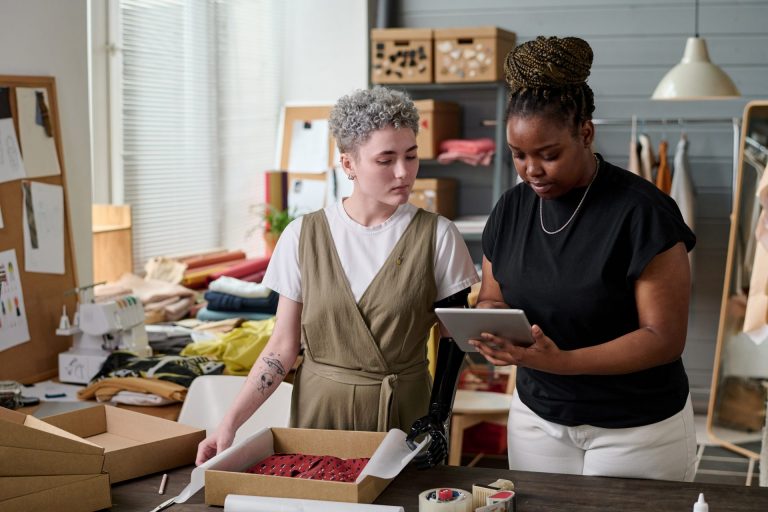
[0,407,105,477]
[42,404,205,483]
[371,28,433,84]
[0,407,112,512]
[0,474,111,512]
[434,27,516,83]
[413,100,461,160]
[410,178,457,219]
[204,428,394,506]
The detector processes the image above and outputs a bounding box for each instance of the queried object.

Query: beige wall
[0,0,93,285]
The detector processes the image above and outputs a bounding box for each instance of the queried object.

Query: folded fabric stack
[246,453,369,482]
[437,137,496,166]
[197,275,277,322]
[95,272,197,324]
[181,317,276,374]
[78,352,225,405]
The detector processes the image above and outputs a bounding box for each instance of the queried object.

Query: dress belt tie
[301,357,427,432]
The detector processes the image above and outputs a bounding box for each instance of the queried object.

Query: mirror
[707,100,768,461]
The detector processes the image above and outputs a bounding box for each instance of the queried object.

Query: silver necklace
[539,153,600,235]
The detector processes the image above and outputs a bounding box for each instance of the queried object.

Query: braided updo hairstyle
[504,36,595,132]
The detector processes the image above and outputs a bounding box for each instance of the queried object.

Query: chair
[178,375,292,444]
[448,365,515,466]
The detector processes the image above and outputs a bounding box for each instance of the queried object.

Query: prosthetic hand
[406,287,470,469]
[407,402,450,469]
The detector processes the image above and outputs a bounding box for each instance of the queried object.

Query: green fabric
[181,317,276,375]
[291,208,438,432]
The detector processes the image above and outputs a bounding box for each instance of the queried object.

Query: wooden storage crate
[413,99,461,160]
[410,178,457,219]
[371,28,433,84]
[434,27,516,83]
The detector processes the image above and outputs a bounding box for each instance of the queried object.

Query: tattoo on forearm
[255,353,285,395]
[257,371,275,393]
[263,353,286,376]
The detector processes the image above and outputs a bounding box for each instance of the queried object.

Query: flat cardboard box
[42,404,205,483]
[0,473,111,512]
[0,406,105,477]
[205,428,393,506]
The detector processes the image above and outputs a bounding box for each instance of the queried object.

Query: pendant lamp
[651,0,739,100]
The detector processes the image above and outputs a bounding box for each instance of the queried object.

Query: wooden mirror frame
[706,100,768,461]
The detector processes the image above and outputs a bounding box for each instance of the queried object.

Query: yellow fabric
[181,317,275,374]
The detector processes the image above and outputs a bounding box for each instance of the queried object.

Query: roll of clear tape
[418,488,472,512]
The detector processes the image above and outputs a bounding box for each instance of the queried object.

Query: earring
[347,174,355,181]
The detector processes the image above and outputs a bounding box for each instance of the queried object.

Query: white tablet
[434,308,534,352]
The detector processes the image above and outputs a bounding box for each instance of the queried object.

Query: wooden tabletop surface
[110,462,768,512]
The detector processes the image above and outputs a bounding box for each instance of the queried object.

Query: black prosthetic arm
[406,287,471,468]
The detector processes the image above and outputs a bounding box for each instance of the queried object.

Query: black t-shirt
[482,155,696,428]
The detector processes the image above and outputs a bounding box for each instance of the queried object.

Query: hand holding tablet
[434,308,535,352]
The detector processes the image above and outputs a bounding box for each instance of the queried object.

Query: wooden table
[111,463,768,511]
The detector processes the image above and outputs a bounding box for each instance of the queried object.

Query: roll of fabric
[181,250,247,270]
[207,257,271,284]
[224,495,404,512]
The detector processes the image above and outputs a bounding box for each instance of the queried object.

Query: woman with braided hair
[471,36,697,480]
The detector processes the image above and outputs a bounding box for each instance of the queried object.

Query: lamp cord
[695,0,699,37]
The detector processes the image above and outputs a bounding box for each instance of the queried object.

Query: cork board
[0,75,78,383]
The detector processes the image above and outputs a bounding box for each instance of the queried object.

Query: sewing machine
[57,285,151,384]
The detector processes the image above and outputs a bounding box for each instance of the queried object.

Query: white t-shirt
[262,201,479,304]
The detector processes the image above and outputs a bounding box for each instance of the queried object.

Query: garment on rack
[655,140,671,194]
[628,135,641,176]
[670,135,695,231]
[637,133,655,182]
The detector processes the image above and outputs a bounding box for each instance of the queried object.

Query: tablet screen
[434,308,534,352]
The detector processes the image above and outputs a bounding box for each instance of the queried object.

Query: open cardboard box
[0,407,112,512]
[204,427,426,506]
[0,406,104,476]
[42,403,205,483]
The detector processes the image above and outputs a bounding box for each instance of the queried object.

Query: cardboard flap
[0,446,104,477]
[0,474,101,501]
[0,409,103,455]
[0,474,111,512]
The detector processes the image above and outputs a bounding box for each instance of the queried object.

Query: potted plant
[258,205,297,255]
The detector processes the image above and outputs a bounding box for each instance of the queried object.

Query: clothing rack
[593,116,742,195]
[592,117,740,126]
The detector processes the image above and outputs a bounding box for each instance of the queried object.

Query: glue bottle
[693,493,708,512]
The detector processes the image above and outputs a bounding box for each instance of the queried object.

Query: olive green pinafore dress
[290,208,438,432]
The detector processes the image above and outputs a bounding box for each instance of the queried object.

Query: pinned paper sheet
[0,117,26,183]
[22,180,65,274]
[288,119,329,173]
[0,249,31,351]
[288,177,326,215]
[15,87,61,178]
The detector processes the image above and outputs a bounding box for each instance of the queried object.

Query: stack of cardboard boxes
[0,404,205,512]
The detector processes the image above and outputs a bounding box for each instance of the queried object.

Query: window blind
[121,0,219,268]
[216,0,283,256]
[119,0,283,270]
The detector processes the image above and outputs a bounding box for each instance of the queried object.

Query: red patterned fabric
[246,453,369,482]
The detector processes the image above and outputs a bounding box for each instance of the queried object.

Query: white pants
[507,391,697,481]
